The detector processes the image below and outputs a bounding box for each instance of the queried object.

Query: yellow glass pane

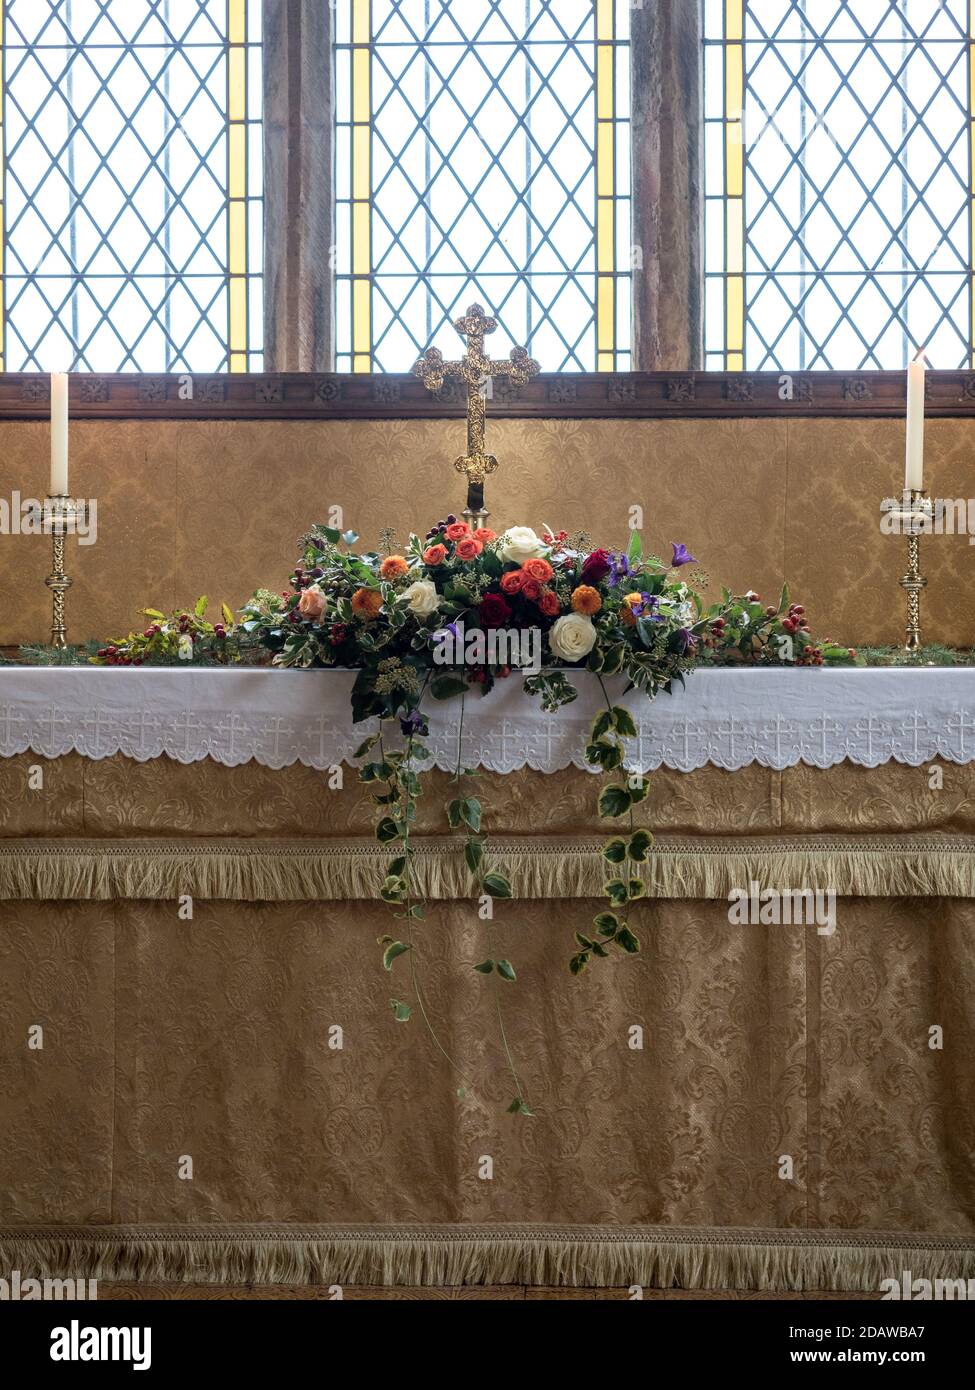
[727,351,744,371]
[230,351,247,373]
[353,353,372,373]
[726,127,743,198]
[726,202,743,274]
[596,0,613,43]
[597,198,615,274]
[353,278,371,355]
[229,122,246,199]
[597,350,614,372]
[596,44,614,121]
[725,0,744,42]
[228,45,246,122]
[228,0,246,46]
[353,124,371,201]
[353,0,371,47]
[725,44,743,121]
[353,47,371,124]
[229,200,247,275]
[726,276,744,352]
[597,275,615,352]
[597,121,614,197]
[352,201,371,276]
[229,278,248,354]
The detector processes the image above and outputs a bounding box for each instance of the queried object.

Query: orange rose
[444,522,471,542]
[454,537,483,560]
[380,555,409,579]
[474,527,497,542]
[522,557,553,583]
[500,570,524,595]
[620,605,636,627]
[538,588,560,617]
[351,587,383,619]
[423,544,447,566]
[571,584,602,615]
[521,578,542,601]
[298,584,327,621]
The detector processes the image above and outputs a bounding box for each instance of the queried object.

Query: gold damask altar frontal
[4,753,975,839]
[1,895,973,1289]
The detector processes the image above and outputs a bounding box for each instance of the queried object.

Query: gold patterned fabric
[2,415,975,649]
[1,752,974,1288]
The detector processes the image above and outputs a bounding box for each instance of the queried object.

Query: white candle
[905,350,925,493]
[50,372,69,496]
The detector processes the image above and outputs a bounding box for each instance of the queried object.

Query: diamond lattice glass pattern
[334,0,631,372]
[1,0,263,372]
[704,0,972,370]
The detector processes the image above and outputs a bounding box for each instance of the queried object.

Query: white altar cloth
[0,665,973,773]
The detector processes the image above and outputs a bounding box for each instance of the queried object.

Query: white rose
[401,579,440,617]
[177,633,194,661]
[548,613,597,663]
[500,525,546,565]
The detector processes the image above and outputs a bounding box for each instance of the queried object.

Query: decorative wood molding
[2,372,975,420]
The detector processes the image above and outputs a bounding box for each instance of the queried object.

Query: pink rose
[298,584,327,622]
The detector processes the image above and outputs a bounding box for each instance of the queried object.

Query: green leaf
[194,595,208,618]
[612,706,637,738]
[602,838,627,864]
[389,998,411,1023]
[221,603,236,627]
[446,798,462,828]
[590,710,614,741]
[778,582,790,614]
[569,952,590,976]
[598,784,632,818]
[482,872,513,899]
[464,838,484,873]
[459,797,482,832]
[575,932,594,949]
[628,777,649,804]
[605,878,629,905]
[473,959,495,974]
[430,674,469,701]
[496,959,516,982]
[140,608,166,621]
[616,926,641,954]
[507,1097,524,1114]
[388,855,407,877]
[628,878,647,900]
[354,734,379,759]
[375,816,399,844]
[628,829,653,862]
[382,941,410,970]
[379,875,407,903]
[593,912,619,937]
[627,528,643,564]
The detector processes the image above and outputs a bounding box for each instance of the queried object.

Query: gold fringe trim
[1,834,974,902]
[1,1224,973,1291]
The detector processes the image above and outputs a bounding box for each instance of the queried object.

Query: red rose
[521,578,542,601]
[538,588,560,617]
[580,547,611,583]
[479,593,512,628]
[500,570,524,595]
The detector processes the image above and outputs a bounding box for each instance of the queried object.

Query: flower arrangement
[90,519,856,1114]
[236,519,856,721]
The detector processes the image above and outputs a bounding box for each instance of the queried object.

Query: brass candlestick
[898,488,931,653]
[44,494,77,649]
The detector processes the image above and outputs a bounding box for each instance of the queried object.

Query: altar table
[1,667,973,1291]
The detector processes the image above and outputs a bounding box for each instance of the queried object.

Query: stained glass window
[0,0,263,373]
[334,0,631,373]
[704,0,973,370]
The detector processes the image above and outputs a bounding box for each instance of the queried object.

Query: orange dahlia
[571,584,602,615]
[379,555,409,579]
[351,588,383,619]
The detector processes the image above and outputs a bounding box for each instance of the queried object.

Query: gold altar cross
[412,303,540,524]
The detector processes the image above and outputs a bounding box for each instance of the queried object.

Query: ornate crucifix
[412,304,540,527]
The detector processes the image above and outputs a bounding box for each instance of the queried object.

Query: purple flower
[671,542,696,568]
[607,553,632,588]
[675,628,697,654]
[400,709,428,738]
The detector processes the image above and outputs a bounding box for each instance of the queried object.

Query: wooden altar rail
[1,371,974,421]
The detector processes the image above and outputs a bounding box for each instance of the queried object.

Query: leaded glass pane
[334,0,631,372]
[0,0,263,372]
[704,0,972,369]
